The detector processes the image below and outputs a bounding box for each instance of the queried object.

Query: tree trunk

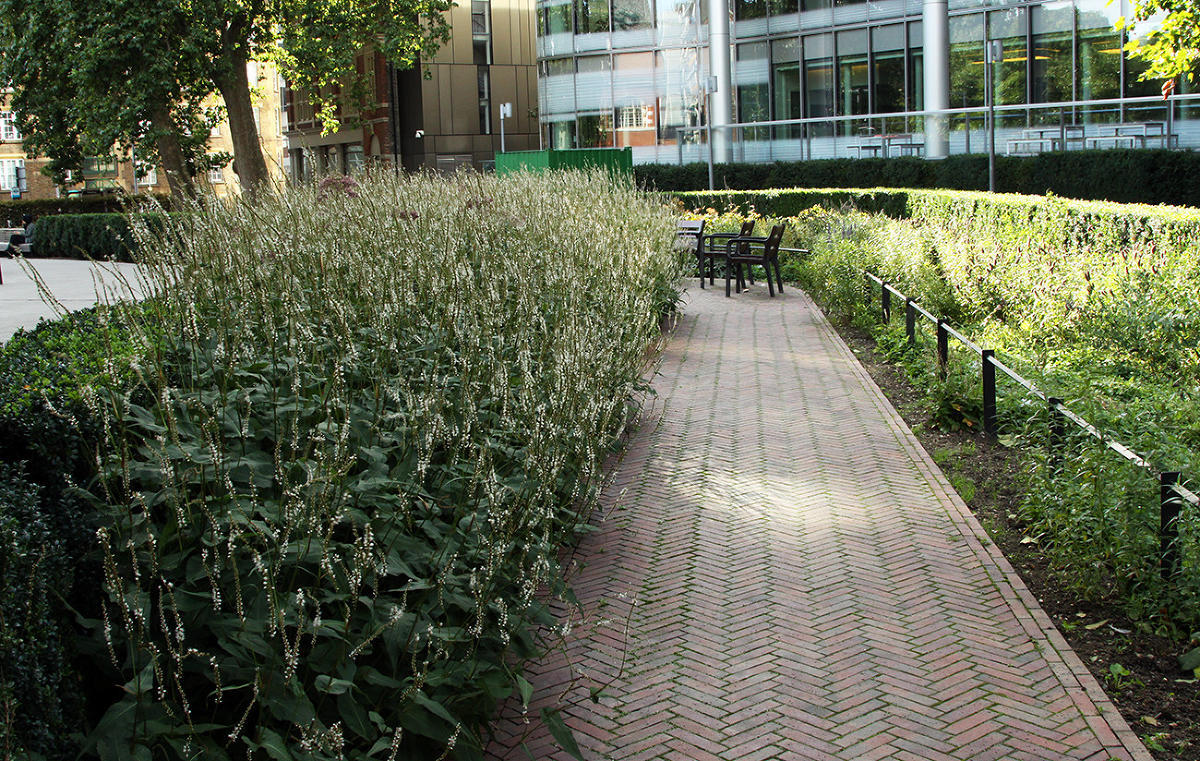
[150,106,194,200]
[215,51,270,195]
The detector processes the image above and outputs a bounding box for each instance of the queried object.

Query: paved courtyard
[0,257,144,341]
[487,283,1151,761]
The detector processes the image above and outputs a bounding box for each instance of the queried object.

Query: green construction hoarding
[494,148,633,175]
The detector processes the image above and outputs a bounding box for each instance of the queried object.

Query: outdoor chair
[699,219,755,289]
[676,219,706,278]
[723,223,786,297]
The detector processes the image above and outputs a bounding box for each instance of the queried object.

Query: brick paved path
[486,285,1151,761]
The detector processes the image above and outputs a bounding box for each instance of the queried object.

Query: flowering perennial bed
[81,171,683,760]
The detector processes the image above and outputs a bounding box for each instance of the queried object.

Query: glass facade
[537,0,1196,161]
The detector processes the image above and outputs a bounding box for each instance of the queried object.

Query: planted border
[84,170,684,760]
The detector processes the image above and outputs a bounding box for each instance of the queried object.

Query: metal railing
[663,93,1200,167]
[863,270,1198,582]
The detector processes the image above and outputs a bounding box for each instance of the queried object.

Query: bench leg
[773,258,784,293]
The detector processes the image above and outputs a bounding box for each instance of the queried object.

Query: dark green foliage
[790,195,1200,630]
[0,309,139,759]
[0,464,80,761]
[639,149,1200,207]
[0,193,168,223]
[32,213,167,261]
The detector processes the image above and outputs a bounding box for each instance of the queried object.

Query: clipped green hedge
[638,149,1200,207]
[673,186,1200,259]
[671,188,912,218]
[33,212,167,261]
[0,193,168,225]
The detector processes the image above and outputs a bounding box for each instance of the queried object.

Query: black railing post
[981,349,997,438]
[1047,396,1064,469]
[936,320,949,380]
[864,273,872,306]
[881,282,891,322]
[1161,471,1182,582]
[905,298,916,345]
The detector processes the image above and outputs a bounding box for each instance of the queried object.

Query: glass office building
[535,0,1200,163]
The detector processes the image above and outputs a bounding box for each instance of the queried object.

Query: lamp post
[985,39,1002,193]
[703,75,717,192]
[499,102,512,154]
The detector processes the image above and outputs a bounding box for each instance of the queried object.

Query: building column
[708,0,733,163]
[922,0,950,158]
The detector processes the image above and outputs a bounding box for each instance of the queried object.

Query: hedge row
[0,193,167,225]
[673,186,1200,257]
[638,149,1200,208]
[33,213,166,261]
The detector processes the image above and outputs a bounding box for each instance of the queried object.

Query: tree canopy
[1121,0,1200,82]
[0,0,453,196]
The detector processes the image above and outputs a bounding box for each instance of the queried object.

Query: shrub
[0,308,142,760]
[85,170,683,759]
[0,465,78,761]
[788,194,1200,628]
[0,193,169,226]
[636,149,1200,206]
[32,213,167,261]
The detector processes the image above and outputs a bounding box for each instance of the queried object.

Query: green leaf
[540,708,585,761]
[314,675,355,695]
[1178,645,1200,672]
[245,728,292,761]
[516,675,533,707]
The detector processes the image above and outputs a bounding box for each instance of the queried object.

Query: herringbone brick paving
[486,285,1152,761]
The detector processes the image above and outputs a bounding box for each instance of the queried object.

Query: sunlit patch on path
[486,284,1151,761]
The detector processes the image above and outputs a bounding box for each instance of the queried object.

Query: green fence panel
[496,148,632,175]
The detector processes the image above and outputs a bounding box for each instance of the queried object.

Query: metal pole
[905,298,916,345]
[707,0,732,164]
[706,86,715,191]
[981,348,997,437]
[1047,396,1065,470]
[987,40,1001,193]
[936,320,949,380]
[881,282,891,322]
[922,0,950,158]
[1161,472,1182,582]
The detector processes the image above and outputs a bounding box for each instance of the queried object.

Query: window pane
[613,0,651,30]
[949,13,984,108]
[575,0,609,33]
[1031,2,1073,106]
[1124,19,1168,121]
[838,32,869,135]
[1076,0,1122,122]
[542,0,573,34]
[579,112,614,146]
[873,25,906,127]
[772,38,802,138]
[989,6,1027,111]
[737,0,767,20]
[804,34,835,136]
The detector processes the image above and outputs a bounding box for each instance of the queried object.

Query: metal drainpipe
[922,0,950,159]
[708,0,733,165]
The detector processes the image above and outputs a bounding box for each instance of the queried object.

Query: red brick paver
[486,285,1151,761]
